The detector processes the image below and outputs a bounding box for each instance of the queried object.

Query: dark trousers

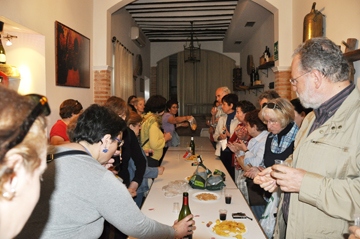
[220,149,235,181]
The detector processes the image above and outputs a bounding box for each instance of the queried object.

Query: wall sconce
[2,34,17,46]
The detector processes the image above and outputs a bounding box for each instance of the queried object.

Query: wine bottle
[0,35,6,64]
[255,67,259,81]
[178,192,192,239]
[189,137,195,155]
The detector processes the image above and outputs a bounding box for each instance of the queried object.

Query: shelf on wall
[343,49,360,62]
[258,61,274,77]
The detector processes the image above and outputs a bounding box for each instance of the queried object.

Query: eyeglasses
[262,102,282,111]
[289,71,311,85]
[0,94,50,164]
[262,119,278,125]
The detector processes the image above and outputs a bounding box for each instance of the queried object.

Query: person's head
[215,86,231,104]
[166,99,179,115]
[244,109,267,137]
[258,90,280,108]
[127,111,143,136]
[0,87,50,238]
[221,93,238,114]
[71,104,126,164]
[104,96,129,120]
[212,99,220,107]
[59,99,83,119]
[127,95,137,106]
[259,98,295,135]
[235,100,256,123]
[290,98,313,127]
[134,97,145,115]
[144,95,167,114]
[291,37,351,109]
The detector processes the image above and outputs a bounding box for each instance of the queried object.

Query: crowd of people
[1,37,359,239]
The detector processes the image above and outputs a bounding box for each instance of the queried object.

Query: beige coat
[274,86,360,238]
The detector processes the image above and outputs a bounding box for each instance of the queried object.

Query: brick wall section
[94,69,111,105]
[150,66,157,95]
[274,70,293,100]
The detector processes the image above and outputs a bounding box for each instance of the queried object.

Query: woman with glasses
[49,99,83,145]
[0,86,50,239]
[259,98,299,168]
[18,104,195,239]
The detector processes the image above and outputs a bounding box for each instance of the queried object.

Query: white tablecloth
[131,139,266,239]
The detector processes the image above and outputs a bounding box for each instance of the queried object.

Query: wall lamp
[2,34,17,46]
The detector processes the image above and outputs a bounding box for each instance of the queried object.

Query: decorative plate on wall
[134,54,143,76]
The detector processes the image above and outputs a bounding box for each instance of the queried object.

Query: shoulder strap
[47,150,89,163]
[141,138,149,147]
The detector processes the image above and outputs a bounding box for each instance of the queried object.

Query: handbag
[171,130,180,147]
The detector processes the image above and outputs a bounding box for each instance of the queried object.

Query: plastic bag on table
[188,117,197,131]
[260,188,280,239]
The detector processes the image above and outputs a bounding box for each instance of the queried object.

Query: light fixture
[184,21,201,63]
[2,34,17,46]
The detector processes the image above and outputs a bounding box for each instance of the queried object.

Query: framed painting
[55,21,90,88]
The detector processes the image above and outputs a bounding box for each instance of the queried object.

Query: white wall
[0,0,93,132]
[238,14,275,106]
[111,8,151,98]
[292,0,360,85]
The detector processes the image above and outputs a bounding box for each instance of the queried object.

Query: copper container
[303,2,323,42]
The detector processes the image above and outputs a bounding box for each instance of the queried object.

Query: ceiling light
[2,34,17,46]
[184,21,201,63]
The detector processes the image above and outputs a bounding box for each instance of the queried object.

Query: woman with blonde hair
[134,97,145,116]
[0,86,50,239]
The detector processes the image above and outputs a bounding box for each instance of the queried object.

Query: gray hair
[219,86,231,95]
[293,37,350,83]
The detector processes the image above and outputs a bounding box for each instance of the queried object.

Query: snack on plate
[212,219,246,238]
[195,193,218,201]
[185,154,199,161]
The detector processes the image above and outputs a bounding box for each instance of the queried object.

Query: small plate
[192,192,220,203]
[209,220,247,238]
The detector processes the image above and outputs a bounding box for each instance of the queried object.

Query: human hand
[127,187,137,197]
[157,166,165,175]
[254,167,278,192]
[244,167,261,179]
[349,226,360,239]
[164,132,172,141]
[270,166,306,193]
[211,107,218,116]
[172,214,196,238]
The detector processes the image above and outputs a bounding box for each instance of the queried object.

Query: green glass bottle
[189,137,195,155]
[178,192,192,239]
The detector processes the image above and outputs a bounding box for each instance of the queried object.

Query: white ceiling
[124,0,272,52]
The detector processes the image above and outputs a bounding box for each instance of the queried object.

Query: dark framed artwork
[55,21,90,88]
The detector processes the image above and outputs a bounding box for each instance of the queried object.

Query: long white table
[168,136,215,152]
[131,137,266,239]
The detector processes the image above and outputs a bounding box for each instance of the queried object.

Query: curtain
[156,56,170,98]
[113,41,134,99]
[176,49,235,115]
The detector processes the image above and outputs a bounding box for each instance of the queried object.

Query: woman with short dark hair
[140,95,172,166]
[50,99,83,145]
[18,104,195,239]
